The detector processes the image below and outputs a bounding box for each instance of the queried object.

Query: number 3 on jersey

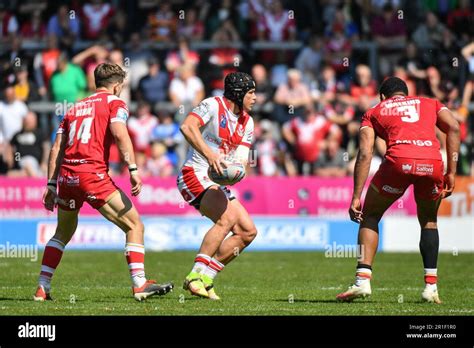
[397,105,419,123]
[68,118,93,146]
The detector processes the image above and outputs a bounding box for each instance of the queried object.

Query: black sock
[356,263,372,271]
[419,228,439,269]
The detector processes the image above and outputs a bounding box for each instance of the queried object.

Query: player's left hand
[130,174,142,196]
[42,187,57,212]
[441,173,455,199]
[349,197,363,223]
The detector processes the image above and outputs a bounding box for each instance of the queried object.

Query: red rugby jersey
[57,91,129,173]
[360,95,447,160]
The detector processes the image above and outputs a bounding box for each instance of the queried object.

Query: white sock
[38,276,51,292]
[192,254,211,274]
[355,267,372,286]
[204,258,225,281]
[424,268,437,290]
[125,243,147,288]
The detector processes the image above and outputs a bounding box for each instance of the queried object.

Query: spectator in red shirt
[339,64,378,114]
[257,0,296,42]
[0,3,19,41]
[81,0,115,40]
[208,20,241,95]
[282,103,340,175]
[257,0,296,64]
[33,34,60,98]
[324,99,357,157]
[146,142,174,178]
[447,0,472,42]
[371,3,406,76]
[20,10,46,39]
[165,36,200,79]
[324,23,352,75]
[127,101,158,154]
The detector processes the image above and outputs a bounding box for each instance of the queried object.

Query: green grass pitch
[1,251,473,315]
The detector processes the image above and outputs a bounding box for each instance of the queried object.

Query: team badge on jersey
[236,124,244,137]
[115,107,129,123]
[220,114,227,128]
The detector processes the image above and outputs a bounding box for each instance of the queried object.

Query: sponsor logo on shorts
[66,176,79,186]
[96,173,105,180]
[382,185,403,194]
[86,193,97,201]
[415,163,434,175]
[432,186,439,195]
[402,164,412,172]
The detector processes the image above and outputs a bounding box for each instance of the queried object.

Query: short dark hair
[379,77,408,98]
[94,63,126,88]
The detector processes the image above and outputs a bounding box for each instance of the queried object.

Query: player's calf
[419,227,441,304]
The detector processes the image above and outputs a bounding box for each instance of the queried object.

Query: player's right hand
[349,197,363,223]
[130,174,142,196]
[441,173,455,199]
[42,187,57,212]
[207,152,227,176]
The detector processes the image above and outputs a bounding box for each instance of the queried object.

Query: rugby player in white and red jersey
[337,77,460,303]
[178,72,257,300]
[34,63,173,302]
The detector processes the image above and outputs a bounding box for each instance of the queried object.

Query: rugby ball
[208,162,246,186]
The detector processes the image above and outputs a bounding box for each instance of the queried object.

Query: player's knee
[121,217,144,234]
[216,212,238,231]
[132,219,145,233]
[242,226,257,245]
[53,229,73,245]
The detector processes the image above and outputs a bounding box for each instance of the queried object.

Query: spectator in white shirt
[0,84,28,144]
[169,64,205,122]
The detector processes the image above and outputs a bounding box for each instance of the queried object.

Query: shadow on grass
[0,297,33,302]
[273,298,376,304]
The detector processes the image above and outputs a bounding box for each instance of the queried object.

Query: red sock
[424,268,437,285]
[125,243,146,288]
[38,238,65,289]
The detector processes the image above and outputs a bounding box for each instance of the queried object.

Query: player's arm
[436,108,460,198]
[42,132,67,211]
[109,121,141,196]
[233,117,254,168]
[180,114,225,175]
[349,126,375,223]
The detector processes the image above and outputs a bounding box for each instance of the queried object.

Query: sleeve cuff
[240,142,251,148]
[189,112,204,126]
[437,107,449,113]
[110,118,127,124]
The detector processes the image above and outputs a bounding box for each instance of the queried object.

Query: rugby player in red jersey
[34,63,173,302]
[336,77,460,303]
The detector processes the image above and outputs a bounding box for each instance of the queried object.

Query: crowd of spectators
[0,0,472,178]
